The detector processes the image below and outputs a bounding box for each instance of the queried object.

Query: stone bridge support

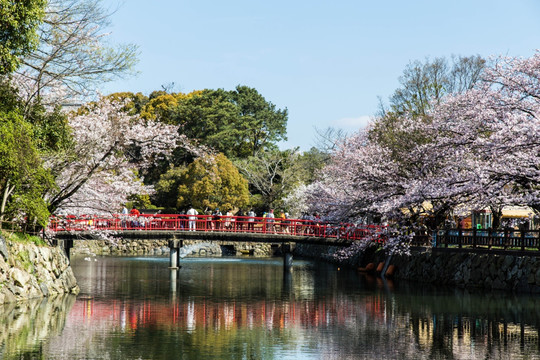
[282,242,295,272]
[168,238,184,269]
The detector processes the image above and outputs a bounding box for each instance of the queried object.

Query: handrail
[46,214,387,242]
[432,228,540,251]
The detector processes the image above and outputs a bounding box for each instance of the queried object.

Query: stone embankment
[295,243,540,293]
[72,239,275,257]
[0,234,79,304]
[391,250,540,293]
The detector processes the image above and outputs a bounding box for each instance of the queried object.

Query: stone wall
[391,250,540,293]
[73,239,276,257]
[73,238,171,256]
[0,234,79,304]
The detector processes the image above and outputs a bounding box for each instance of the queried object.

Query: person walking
[266,209,275,233]
[247,209,256,231]
[212,208,222,230]
[187,206,198,231]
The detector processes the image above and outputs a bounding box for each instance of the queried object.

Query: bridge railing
[47,214,387,242]
[434,228,540,251]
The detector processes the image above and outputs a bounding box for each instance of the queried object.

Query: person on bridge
[266,209,275,233]
[212,208,222,230]
[129,207,140,228]
[224,209,233,230]
[187,206,198,231]
[247,209,256,231]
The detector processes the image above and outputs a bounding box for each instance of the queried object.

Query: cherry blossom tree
[308,51,540,231]
[45,96,205,215]
[415,51,540,224]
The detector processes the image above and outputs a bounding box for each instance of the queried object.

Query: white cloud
[332,115,372,129]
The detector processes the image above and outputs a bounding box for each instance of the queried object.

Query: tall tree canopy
[135,85,288,160]
[0,112,52,226]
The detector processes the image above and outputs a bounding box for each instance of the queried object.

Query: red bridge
[48,214,386,269]
[48,213,385,241]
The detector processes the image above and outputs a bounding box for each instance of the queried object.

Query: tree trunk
[490,205,503,230]
[0,179,15,229]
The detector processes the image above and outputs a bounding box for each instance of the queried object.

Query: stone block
[0,235,9,260]
[9,267,31,288]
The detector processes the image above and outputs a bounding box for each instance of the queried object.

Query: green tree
[105,92,149,116]
[0,112,52,227]
[176,154,249,211]
[146,86,288,160]
[230,85,288,157]
[153,165,187,210]
[171,89,239,158]
[0,77,71,153]
[0,0,46,74]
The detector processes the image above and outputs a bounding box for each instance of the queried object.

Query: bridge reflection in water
[6,257,540,358]
[64,268,540,359]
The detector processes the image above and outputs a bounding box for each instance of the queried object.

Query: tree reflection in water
[2,257,540,359]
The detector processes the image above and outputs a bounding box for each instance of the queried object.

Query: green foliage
[0,78,72,153]
[3,230,46,247]
[296,147,329,184]
[176,154,249,211]
[137,85,288,160]
[153,166,187,209]
[105,92,149,116]
[127,193,153,210]
[229,85,288,157]
[0,111,53,226]
[171,89,240,159]
[0,0,46,74]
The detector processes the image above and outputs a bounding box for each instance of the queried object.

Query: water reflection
[3,256,540,359]
[0,295,76,359]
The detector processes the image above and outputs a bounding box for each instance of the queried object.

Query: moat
[2,255,540,359]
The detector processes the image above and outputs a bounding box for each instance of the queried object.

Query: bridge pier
[282,242,295,272]
[168,239,183,269]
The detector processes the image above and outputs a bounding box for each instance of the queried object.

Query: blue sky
[101,0,540,150]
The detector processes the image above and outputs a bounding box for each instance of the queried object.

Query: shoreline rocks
[0,234,79,304]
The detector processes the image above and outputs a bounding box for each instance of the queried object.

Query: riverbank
[0,233,79,304]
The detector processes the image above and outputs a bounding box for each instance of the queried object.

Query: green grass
[1,230,47,247]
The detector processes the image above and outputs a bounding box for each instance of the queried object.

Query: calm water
[2,255,540,359]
